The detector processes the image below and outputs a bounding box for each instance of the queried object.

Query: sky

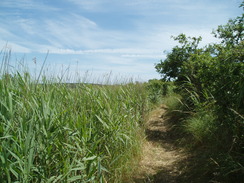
[0,0,243,83]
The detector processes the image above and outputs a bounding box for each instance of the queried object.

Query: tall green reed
[0,51,149,182]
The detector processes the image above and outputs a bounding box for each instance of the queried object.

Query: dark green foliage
[155,5,244,182]
[213,11,243,47]
[155,34,202,81]
[146,79,174,104]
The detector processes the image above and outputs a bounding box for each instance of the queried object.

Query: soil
[133,105,189,183]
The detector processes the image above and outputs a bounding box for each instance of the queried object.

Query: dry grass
[132,105,188,183]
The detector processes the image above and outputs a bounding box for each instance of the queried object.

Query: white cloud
[44,48,161,54]
[0,0,59,11]
[121,54,164,59]
[16,19,36,35]
[67,0,108,11]
[1,0,241,82]
[0,0,228,55]
[0,40,31,53]
[0,27,16,39]
[43,14,98,47]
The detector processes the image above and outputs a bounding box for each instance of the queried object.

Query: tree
[155,34,202,82]
[212,4,243,47]
[155,5,244,181]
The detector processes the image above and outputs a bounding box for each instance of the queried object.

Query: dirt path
[133,105,188,183]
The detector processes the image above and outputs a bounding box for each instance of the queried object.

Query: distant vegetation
[155,4,243,182]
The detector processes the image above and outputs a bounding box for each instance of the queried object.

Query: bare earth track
[133,105,188,183]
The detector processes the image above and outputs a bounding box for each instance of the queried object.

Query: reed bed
[0,69,149,182]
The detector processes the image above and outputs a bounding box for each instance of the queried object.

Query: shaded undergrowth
[161,102,244,183]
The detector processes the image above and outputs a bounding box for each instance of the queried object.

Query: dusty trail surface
[133,105,188,183]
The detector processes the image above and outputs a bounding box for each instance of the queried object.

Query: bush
[155,5,244,182]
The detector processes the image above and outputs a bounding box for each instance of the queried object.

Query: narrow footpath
[133,105,188,183]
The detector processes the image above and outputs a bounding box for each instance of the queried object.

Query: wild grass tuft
[184,111,217,143]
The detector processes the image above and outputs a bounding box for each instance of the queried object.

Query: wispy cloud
[66,0,106,11]
[0,0,242,81]
[0,0,58,11]
[121,54,164,59]
[44,48,161,54]
[43,14,98,48]
[0,40,30,53]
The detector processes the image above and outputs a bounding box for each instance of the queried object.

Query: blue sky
[0,0,243,83]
